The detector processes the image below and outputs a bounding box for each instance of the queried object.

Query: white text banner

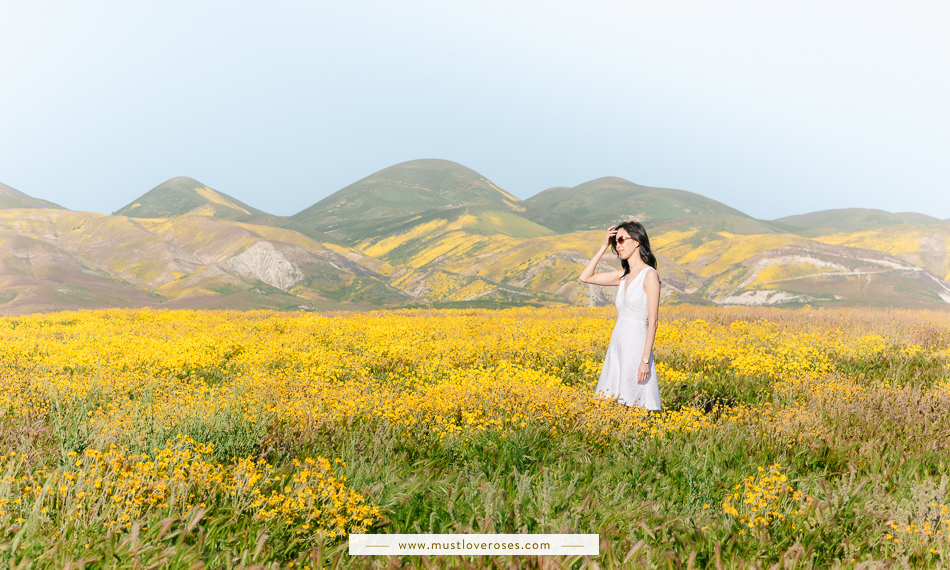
[350,534,599,556]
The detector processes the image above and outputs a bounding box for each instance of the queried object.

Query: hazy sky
[2,0,948,220]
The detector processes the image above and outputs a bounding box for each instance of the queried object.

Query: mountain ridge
[522,176,767,234]
[113,177,275,222]
[2,159,948,313]
[0,183,64,210]
[291,159,527,238]
[775,208,944,236]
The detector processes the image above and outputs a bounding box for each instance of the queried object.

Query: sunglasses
[615,236,637,245]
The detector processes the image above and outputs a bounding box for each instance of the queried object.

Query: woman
[579,221,662,410]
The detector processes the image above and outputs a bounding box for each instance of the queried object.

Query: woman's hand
[637,361,651,384]
[579,226,624,286]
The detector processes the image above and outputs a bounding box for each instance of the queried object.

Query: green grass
[4,400,947,567]
[270,415,923,568]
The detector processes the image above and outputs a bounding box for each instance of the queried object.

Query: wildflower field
[1,305,949,568]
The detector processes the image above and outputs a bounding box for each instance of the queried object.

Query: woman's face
[614,229,638,261]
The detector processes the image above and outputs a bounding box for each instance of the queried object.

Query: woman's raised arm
[579,226,624,287]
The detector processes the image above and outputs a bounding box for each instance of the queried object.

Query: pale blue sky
[1,0,948,220]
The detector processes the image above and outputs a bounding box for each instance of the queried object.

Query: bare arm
[637,268,661,383]
[579,227,624,287]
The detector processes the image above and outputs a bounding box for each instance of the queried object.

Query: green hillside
[648,214,789,236]
[775,208,942,236]
[0,183,64,209]
[347,205,553,252]
[113,177,272,221]
[292,159,527,239]
[522,177,774,234]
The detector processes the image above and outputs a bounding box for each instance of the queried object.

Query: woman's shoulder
[636,266,659,284]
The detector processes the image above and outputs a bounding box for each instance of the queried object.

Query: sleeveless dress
[595,266,662,409]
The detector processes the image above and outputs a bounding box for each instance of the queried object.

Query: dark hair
[609,221,657,276]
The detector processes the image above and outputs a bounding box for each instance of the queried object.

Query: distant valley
[1,159,949,315]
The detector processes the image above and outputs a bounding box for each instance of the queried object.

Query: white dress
[595,266,662,410]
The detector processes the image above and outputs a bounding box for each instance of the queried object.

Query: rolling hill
[291,159,531,241]
[694,241,950,307]
[113,177,275,223]
[813,226,950,281]
[775,208,943,236]
[522,177,785,235]
[0,226,157,312]
[0,183,63,209]
[0,209,413,314]
[1,160,948,313]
